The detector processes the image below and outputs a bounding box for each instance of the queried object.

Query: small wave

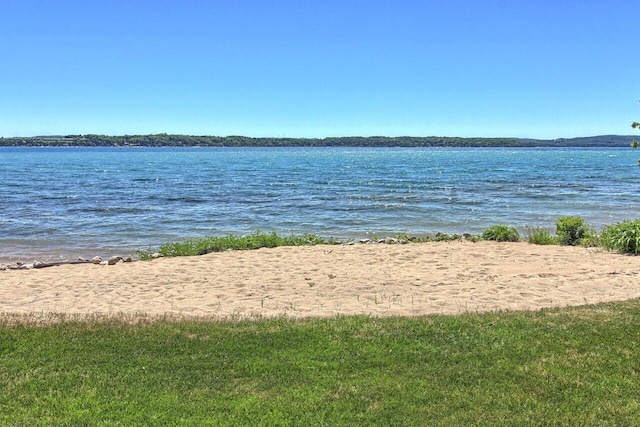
[164,197,209,204]
[146,194,209,204]
[68,206,151,214]
[132,177,161,182]
[40,195,80,201]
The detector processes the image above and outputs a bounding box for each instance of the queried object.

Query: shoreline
[0,234,470,269]
[2,241,639,320]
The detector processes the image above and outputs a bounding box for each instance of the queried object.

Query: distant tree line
[0,134,635,147]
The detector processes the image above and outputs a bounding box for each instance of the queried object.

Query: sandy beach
[2,241,639,320]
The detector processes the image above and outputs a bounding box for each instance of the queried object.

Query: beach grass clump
[434,232,462,241]
[555,216,593,246]
[600,219,640,254]
[481,225,520,242]
[148,231,330,258]
[2,300,640,424]
[524,226,558,245]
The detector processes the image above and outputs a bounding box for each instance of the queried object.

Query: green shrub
[555,216,591,246]
[524,226,558,245]
[579,233,601,248]
[600,220,640,254]
[481,225,520,242]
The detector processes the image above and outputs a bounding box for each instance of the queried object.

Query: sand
[1,241,639,320]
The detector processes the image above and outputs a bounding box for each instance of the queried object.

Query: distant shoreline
[0,134,635,148]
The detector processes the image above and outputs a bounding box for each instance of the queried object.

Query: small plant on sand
[524,226,558,245]
[600,219,640,254]
[136,251,154,261]
[396,233,410,242]
[481,225,520,242]
[433,232,463,242]
[555,216,592,246]
[579,232,601,248]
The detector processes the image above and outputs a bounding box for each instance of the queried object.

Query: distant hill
[517,135,636,147]
[0,134,636,147]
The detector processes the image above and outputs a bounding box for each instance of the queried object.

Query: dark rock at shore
[2,257,134,269]
[107,256,123,265]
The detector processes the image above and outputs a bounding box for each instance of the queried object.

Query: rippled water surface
[1,146,639,262]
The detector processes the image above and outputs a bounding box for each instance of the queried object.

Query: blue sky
[1,0,638,138]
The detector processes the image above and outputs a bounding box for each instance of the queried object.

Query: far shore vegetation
[0,133,636,147]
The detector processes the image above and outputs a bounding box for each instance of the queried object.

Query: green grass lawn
[2,300,640,426]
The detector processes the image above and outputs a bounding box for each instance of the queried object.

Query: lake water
[1,146,639,263]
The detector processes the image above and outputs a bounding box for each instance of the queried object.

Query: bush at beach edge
[600,220,640,254]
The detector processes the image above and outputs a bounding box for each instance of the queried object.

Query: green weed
[481,225,520,242]
[555,216,592,246]
[600,219,640,254]
[524,226,558,245]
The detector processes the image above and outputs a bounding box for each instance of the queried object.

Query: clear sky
[1,0,638,139]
